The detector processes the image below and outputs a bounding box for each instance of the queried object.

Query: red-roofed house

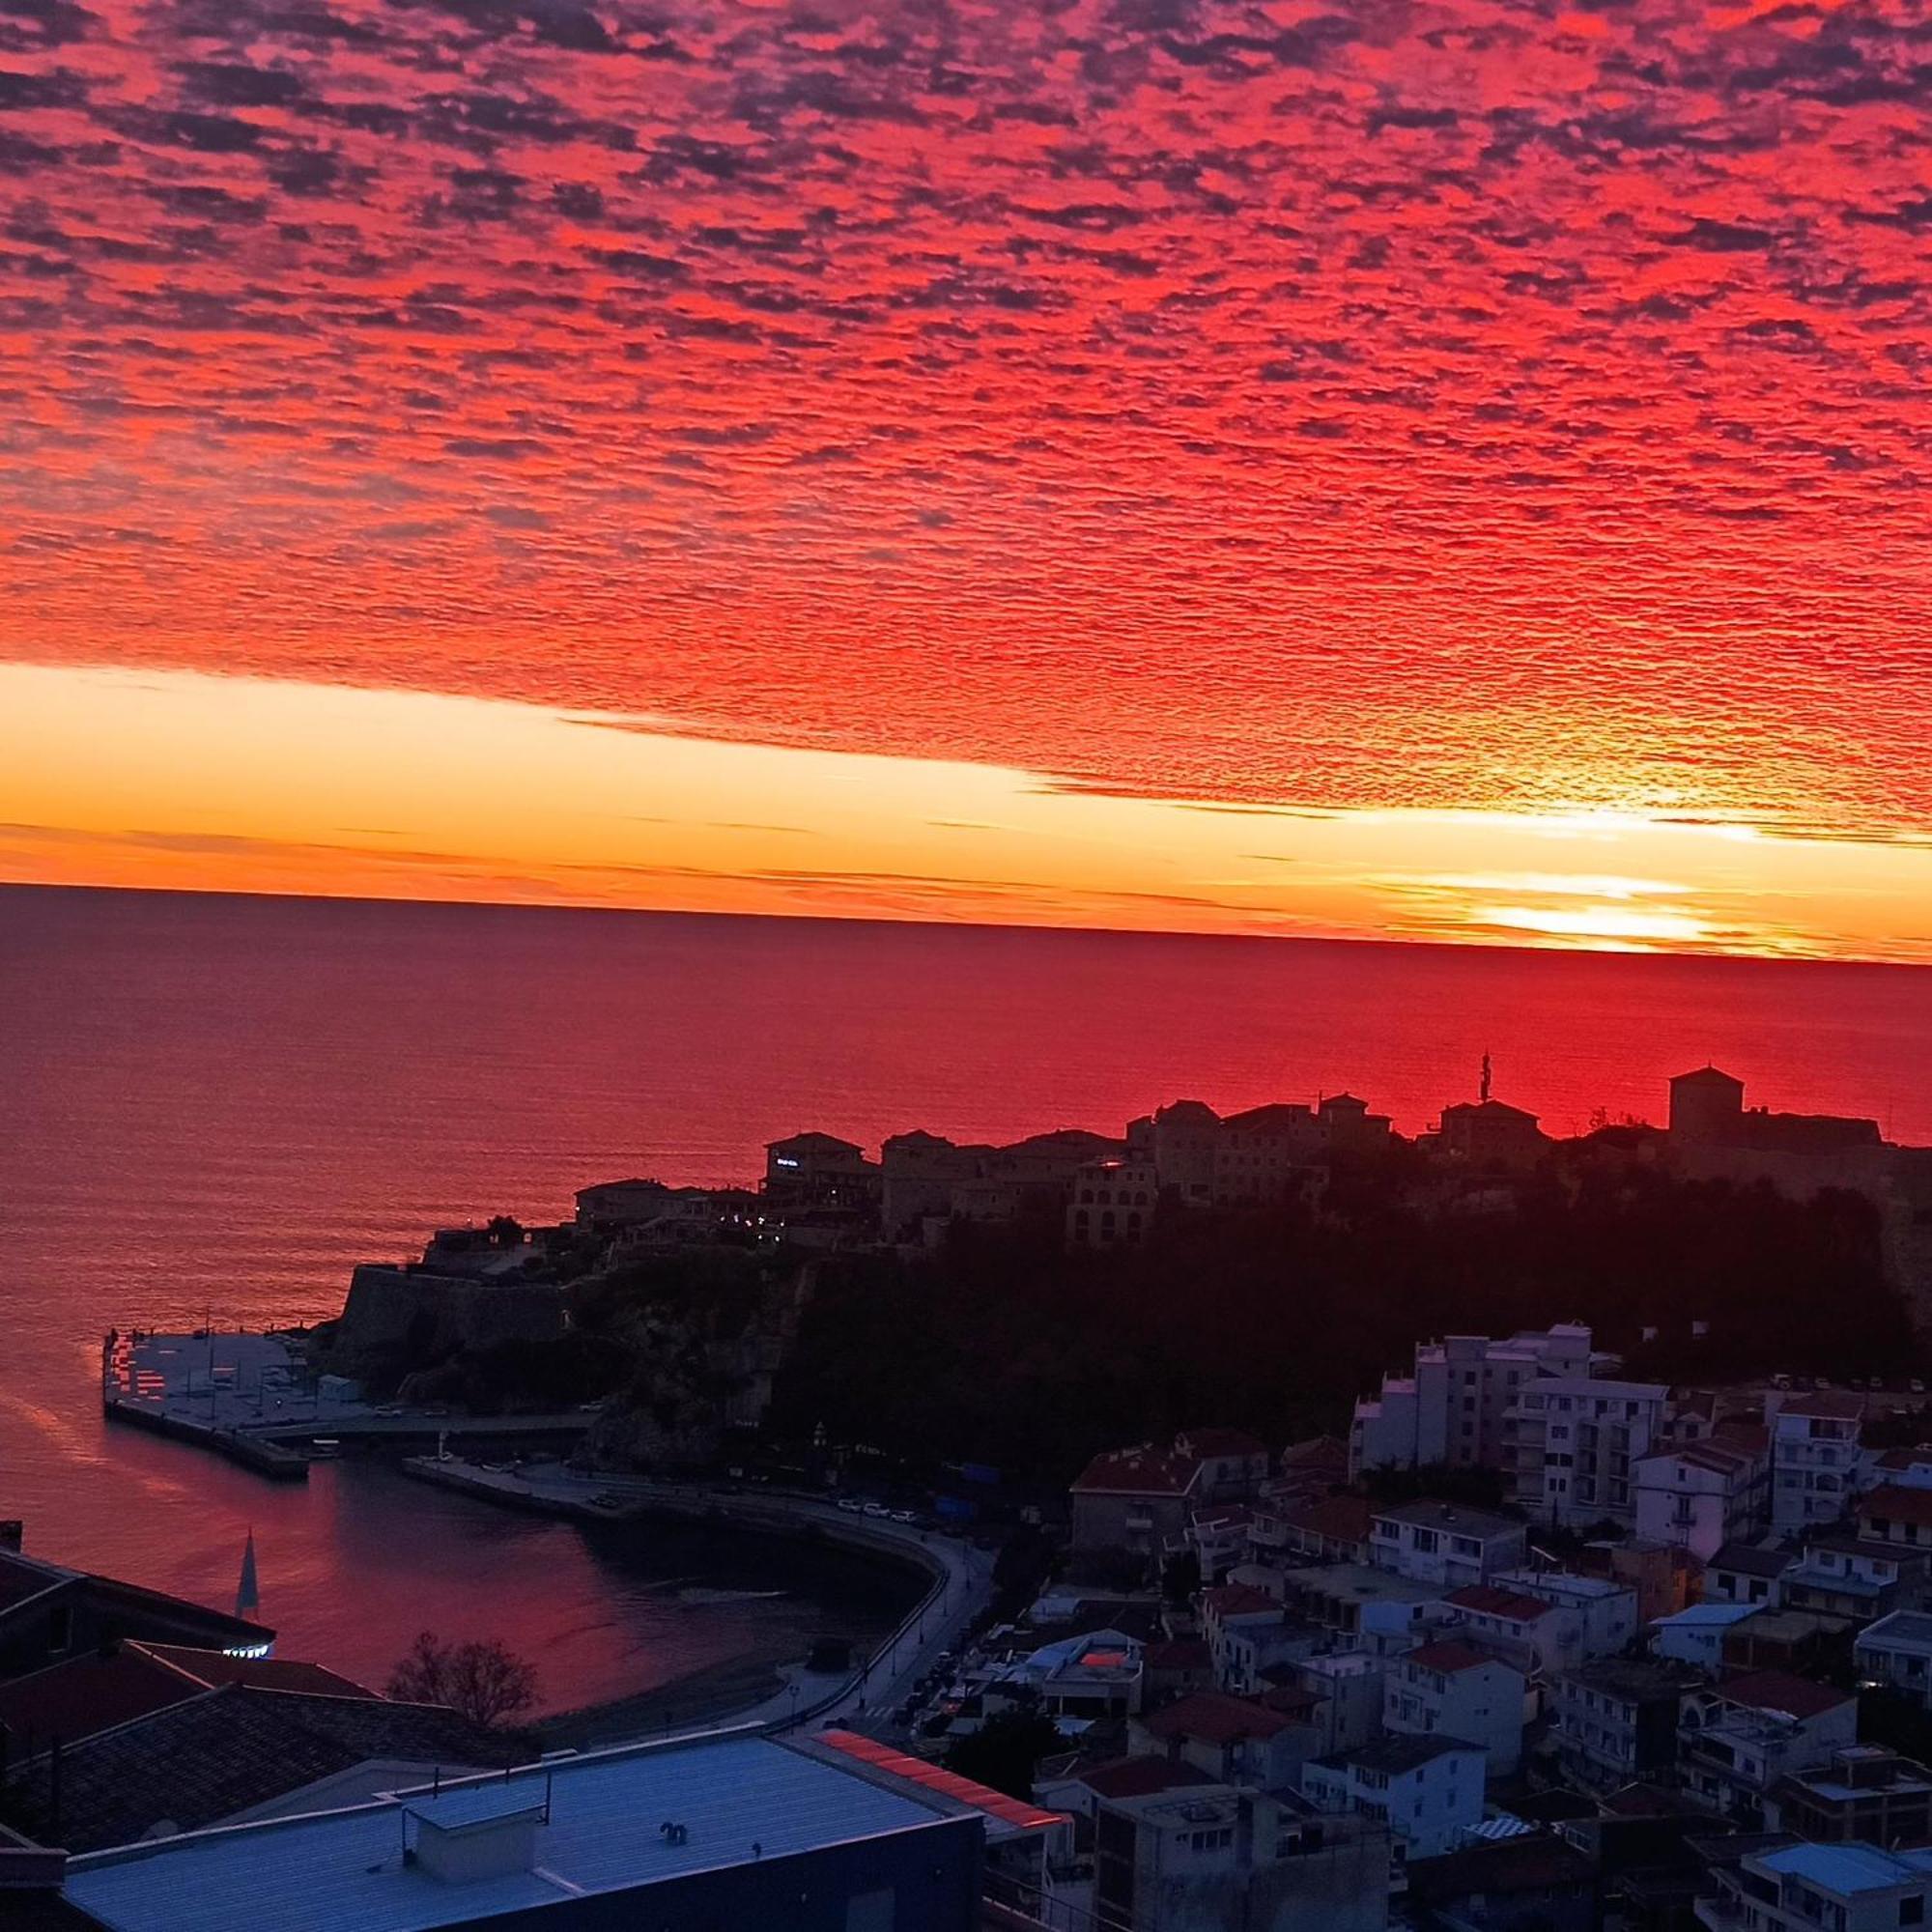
[1859,1485,1932,1549]
[1070,1445,1201,1572]
[1385,1640,1526,1776]
[1131,1690,1313,1788]
[1264,1494,1375,1567]
[1201,1583,1293,1692]
[1443,1583,1577,1678]
[1678,1670,1859,1829]
[1174,1430,1270,1503]
[0,1641,374,1754]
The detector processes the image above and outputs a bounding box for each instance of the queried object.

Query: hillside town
[10,1065,1932,1930]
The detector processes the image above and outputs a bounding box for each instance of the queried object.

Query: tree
[944,1700,1062,1802]
[1162,1548,1203,1605]
[387,1632,538,1728]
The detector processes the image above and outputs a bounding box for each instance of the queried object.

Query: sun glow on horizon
[4,664,1928,967]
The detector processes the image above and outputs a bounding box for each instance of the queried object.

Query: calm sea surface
[4,886,1929,1703]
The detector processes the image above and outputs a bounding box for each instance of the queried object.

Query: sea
[4,884,1929,1708]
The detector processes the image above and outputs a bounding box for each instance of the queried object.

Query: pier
[100,1327,598,1480]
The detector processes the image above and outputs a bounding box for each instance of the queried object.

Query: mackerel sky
[3,0,1930,943]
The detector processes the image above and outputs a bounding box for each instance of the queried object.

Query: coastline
[399,1454,988,1743]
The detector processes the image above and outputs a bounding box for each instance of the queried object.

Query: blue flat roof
[65,1730,965,1932]
[1759,1842,1932,1896]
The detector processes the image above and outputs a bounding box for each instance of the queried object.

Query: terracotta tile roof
[1405,1640,1496,1676]
[0,1684,502,1852]
[1861,1486,1932,1530]
[1711,1422,1770,1455]
[1141,1691,1302,1746]
[1284,1494,1375,1544]
[0,1645,208,1747]
[1074,1754,1217,1800]
[820,1730,1065,1833]
[1447,1584,1555,1623]
[1280,1435,1350,1471]
[1202,1583,1277,1621]
[1144,1639,1210,1671]
[1777,1391,1867,1421]
[1718,1669,1853,1720]
[1072,1446,1199,1496]
[1878,1448,1932,1471]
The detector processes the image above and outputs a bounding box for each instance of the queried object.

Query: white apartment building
[1678,1671,1858,1831]
[1696,1840,1932,1932]
[1492,1568,1639,1663]
[1368,1502,1528,1588]
[1512,1377,1669,1527]
[1350,1326,1596,1478]
[1770,1390,1873,1533]
[1065,1158,1159,1249]
[1301,1735,1484,1861]
[1383,1639,1526,1776]
[1634,1434,1771,1563]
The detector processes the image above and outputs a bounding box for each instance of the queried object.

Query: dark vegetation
[943,1698,1063,1802]
[769,1166,1906,1484]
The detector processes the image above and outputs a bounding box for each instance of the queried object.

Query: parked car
[837,1498,865,1514]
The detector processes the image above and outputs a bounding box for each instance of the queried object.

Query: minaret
[236,1529,260,1622]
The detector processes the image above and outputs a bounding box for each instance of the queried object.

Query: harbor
[99,1327,601,1481]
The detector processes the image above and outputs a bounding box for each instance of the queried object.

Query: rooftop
[1654,1603,1761,1631]
[1317,1734,1483,1776]
[1071,1445,1197,1497]
[1141,1691,1304,1747]
[1711,1542,1798,1579]
[1776,1390,1867,1421]
[63,1730,979,1932]
[1755,1841,1932,1897]
[1071,1755,1216,1801]
[3,1685,502,1853]
[1858,1610,1932,1651]
[1404,1640,1501,1677]
[1373,1500,1523,1539]
[1715,1670,1853,1721]
[1862,1485,1932,1529]
[1447,1584,1555,1623]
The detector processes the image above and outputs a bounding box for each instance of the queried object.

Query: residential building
[1384,1640,1526,1776]
[1857,1483,1932,1552]
[1695,1839,1932,1932]
[1071,1446,1201,1572]
[1770,1745,1932,1846]
[1187,1505,1256,1581]
[1550,1658,1703,1793]
[1443,1583,1578,1678]
[1634,1432,1771,1563]
[1302,1735,1485,1861]
[1250,1494,1374,1569]
[1211,1104,1325,1207]
[1677,1671,1858,1830]
[1066,1158,1158,1249]
[989,1630,1145,1723]
[57,1728,1009,1932]
[1277,1565,1448,1649]
[1142,1099,1221,1206]
[1706,1541,1799,1610]
[1368,1502,1528,1588]
[0,1641,375,1754]
[1512,1376,1669,1527]
[1492,1567,1640,1662]
[1089,1781,1389,1932]
[1855,1610,1932,1707]
[1779,1526,1932,1626]
[1651,1602,1763,1668]
[1349,1326,1596,1479]
[1202,1584,1293,1692]
[761,1131,880,1210]
[1132,1690,1315,1792]
[1770,1390,1873,1533]
[1286,1653,1386,1756]
[0,1681,502,1852]
[1430,1099,1550,1172]
[1176,1429,1270,1504]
